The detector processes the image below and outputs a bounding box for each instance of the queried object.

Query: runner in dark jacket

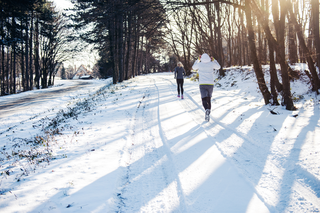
[174,62,186,99]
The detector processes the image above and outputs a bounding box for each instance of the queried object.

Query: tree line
[1,0,319,111]
[166,0,320,110]
[0,0,77,96]
[68,0,167,84]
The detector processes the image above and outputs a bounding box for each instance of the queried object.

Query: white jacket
[192,53,221,85]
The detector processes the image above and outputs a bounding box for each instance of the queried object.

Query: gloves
[211,56,214,61]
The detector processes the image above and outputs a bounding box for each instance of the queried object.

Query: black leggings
[202,97,211,110]
[177,79,184,95]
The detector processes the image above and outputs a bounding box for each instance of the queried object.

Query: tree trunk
[118,12,124,82]
[137,37,142,76]
[311,0,320,69]
[25,16,29,91]
[287,0,320,93]
[250,0,295,110]
[109,18,117,84]
[245,0,271,105]
[216,2,225,77]
[20,17,25,91]
[269,41,280,105]
[34,16,40,89]
[125,11,132,80]
[6,46,9,93]
[1,41,4,95]
[13,42,16,94]
[29,11,33,90]
[131,15,138,78]
[288,15,298,64]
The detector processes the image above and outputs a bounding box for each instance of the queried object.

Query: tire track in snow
[152,77,188,213]
[116,76,187,212]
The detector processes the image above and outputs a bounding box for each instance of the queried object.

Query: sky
[52,0,73,11]
[52,0,99,70]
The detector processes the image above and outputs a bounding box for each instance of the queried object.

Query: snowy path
[0,72,319,213]
[116,75,269,212]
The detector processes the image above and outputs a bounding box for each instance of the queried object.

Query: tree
[0,0,71,95]
[69,0,167,84]
[245,0,271,105]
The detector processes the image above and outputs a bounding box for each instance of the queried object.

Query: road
[0,81,92,119]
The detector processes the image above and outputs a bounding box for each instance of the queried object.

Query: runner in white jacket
[192,53,221,121]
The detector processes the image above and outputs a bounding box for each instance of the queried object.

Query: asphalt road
[0,81,92,118]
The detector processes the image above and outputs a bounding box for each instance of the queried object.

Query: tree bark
[311,0,320,69]
[109,18,117,84]
[131,15,138,78]
[124,11,131,80]
[118,12,124,82]
[250,0,295,110]
[269,41,280,105]
[25,16,29,91]
[245,0,271,105]
[34,16,40,89]
[287,0,320,93]
[288,15,298,64]
[1,39,4,95]
[215,2,225,77]
[29,11,33,90]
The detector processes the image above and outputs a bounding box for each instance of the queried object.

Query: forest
[1,0,320,110]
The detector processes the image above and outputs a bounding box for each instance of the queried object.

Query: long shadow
[157,77,269,212]
[203,90,320,212]
[275,106,320,212]
[179,79,289,212]
[20,75,269,212]
[30,124,265,212]
[31,168,122,212]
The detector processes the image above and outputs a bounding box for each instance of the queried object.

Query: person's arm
[192,60,200,70]
[212,59,221,70]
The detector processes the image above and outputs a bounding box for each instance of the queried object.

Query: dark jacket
[174,66,186,79]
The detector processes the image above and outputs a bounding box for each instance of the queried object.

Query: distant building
[72,65,93,80]
[79,75,93,80]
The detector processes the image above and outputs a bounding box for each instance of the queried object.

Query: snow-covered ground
[0,66,319,213]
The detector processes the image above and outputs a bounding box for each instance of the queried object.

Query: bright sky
[52,0,99,70]
[52,0,73,11]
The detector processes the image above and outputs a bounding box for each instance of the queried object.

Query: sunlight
[171,129,206,155]
[130,155,168,184]
[245,193,270,213]
[256,110,311,208]
[14,139,123,213]
[236,111,263,135]
[218,133,245,157]
[141,181,180,212]
[178,144,225,196]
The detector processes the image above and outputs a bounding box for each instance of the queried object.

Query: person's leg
[202,97,209,109]
[206,97,211,110]
[202,97,211,121]
[176,79,180,96]
[207,85,213,111]
[200,85,213,121]
[200,85,208,109]
[181,79,184,95]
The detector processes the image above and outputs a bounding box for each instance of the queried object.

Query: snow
[0,66,319,213]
